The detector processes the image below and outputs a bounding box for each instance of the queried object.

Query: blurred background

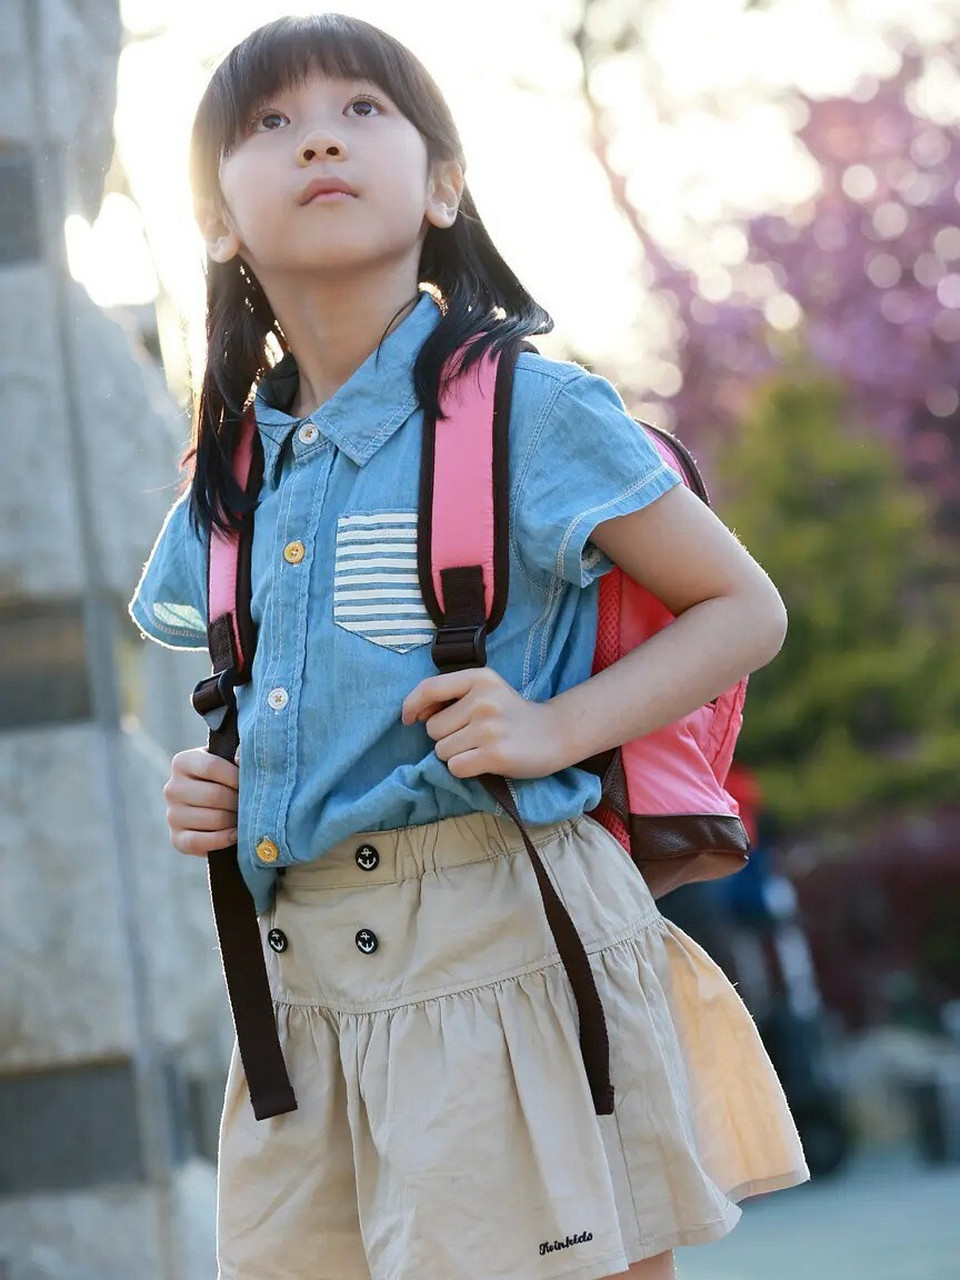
[1,0,958,1276]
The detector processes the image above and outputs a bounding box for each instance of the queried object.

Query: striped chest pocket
[333,512,436,653]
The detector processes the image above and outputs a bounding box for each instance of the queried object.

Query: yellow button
[256,837,280,864]
[283,541,305,564]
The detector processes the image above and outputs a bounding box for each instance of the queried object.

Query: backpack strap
[417,343,510,667]
[641,419,710,504]
[419,339,615,1116]
[207,413,260,684]
[191,406,297,1121]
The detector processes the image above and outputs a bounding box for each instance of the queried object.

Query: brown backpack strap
[421,342,614,1116]
[480,774,615,1114]
[192,420,297,1121]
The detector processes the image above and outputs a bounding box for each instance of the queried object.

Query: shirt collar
[253,291,441,468]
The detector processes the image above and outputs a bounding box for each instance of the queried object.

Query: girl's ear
[195,194,243,263]
[425,159,464,230]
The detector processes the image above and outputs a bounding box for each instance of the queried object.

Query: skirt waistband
[281,810,581,890]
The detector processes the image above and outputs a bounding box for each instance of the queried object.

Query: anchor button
[355,928,379,955]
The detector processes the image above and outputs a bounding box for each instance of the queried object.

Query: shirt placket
[253,423,334,870]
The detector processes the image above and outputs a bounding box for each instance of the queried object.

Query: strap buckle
[191,667,237,731]
[431,624,487,671]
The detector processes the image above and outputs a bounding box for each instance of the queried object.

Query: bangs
[190,13,459,198]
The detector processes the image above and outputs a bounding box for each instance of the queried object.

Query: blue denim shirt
[128,293,682,912]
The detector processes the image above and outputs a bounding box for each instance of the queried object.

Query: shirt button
[355,929,379,955]
[267,687,289,710]
[297,422,319,444]
[355,844,380,872]
[267,928,288,953]
[283,540,305,564]
[256,837,280,864]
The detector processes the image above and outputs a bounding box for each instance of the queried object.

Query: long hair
[185,12,553,538]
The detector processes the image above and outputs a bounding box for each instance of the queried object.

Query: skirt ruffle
[217,813,809,1280]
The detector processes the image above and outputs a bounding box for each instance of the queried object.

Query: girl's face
[199,72,462,281]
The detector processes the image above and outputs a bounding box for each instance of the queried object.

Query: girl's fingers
[431,723,479,763]
[165,776,239,813]
[197,755,240,789]
[172,748,239,791]
[166,748,241,857]
[172,827,239,858]
[421,699,469,735]
[167,803,239,833]
[417,700,453,720]
[186,779,241,811]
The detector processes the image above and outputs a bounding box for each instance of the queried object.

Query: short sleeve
[515,368,684,586]
[127,492,209,650]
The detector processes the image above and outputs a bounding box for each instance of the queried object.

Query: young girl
[129,13,809,1279]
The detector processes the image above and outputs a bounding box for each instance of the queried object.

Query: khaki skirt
[217,810,809,1280]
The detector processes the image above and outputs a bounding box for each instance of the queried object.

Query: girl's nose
[298,130,347,165]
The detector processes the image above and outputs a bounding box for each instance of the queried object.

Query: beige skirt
[216,810,809,1280]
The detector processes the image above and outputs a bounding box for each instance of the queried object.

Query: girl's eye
[251,110,287,132]
[346,95,382,118]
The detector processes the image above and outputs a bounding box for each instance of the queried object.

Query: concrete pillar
[0,3,228,1275]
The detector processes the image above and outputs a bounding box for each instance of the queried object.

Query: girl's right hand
[163,746,240,857]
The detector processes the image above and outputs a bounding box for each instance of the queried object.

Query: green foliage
[715,367,960,832]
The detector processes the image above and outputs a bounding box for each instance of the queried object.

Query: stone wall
[0,2,227,1276]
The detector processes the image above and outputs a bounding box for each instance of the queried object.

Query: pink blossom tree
[572,12,960,533]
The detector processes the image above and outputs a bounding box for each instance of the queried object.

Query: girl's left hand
[401,667,566,780]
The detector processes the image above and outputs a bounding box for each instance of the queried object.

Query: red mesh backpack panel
[587,425,750,899]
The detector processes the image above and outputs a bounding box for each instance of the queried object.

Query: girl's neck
[263,264,423,418]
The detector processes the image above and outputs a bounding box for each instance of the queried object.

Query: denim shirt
[128,293,682,912]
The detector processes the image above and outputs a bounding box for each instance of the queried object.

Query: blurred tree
[571,2,960,535]
[569,0,960,828]
[675,52,960,536]
[715,367,960,828]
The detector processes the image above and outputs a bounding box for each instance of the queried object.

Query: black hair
[184,11,553,537]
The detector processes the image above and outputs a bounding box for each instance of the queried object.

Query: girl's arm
[545,482,787,768]
[403,482,786,780]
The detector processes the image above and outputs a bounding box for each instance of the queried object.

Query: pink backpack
[587,427,749,898]
[418,341,750,888]
[190,338,749,1122]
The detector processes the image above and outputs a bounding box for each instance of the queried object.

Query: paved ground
[674,1145,960,1280]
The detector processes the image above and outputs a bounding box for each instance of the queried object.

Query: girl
[129,13,809,1280]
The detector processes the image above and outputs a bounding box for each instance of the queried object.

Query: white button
[297,423,319,444]
[267,687,289,710]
